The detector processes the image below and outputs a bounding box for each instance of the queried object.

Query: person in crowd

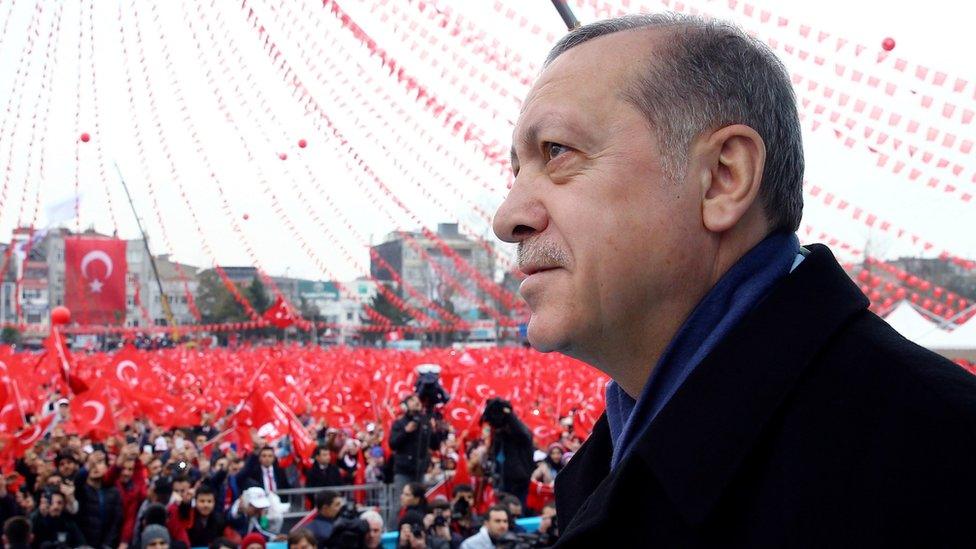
[54,453,81,485]
[75,453,123,548]
[481,400,535,506]
[140,524,170,549]
[398,482,428,519]
[3,516,31,549]
[227,487,282,541]
[239,531,266,549]
[459,505,509,549]
[305,445,343,491]
[537,502,558,541]
[105,443,148,549]
[29,490,84,548]
[448,484,477,541]
[336,439,361,484]
[530,444,564,486]
[363,446,386,484]
[389,394,447,510]
[181,485,226,548]
[360,509,384,549]
[498,495,524,534]
[236,446,290,494]
[131,477,172,549]
[0,475,22,526]
[285,528,316,549]
[207,537,236,549]
[305,490,343,545]
[493,10,976,545]
[396,511,428,549]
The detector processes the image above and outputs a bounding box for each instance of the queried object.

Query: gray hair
[360,509,384,528]
[544,13,804,233]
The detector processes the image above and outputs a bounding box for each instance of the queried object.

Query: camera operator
[306,490,344,545]
[480,399,535,506]
[389,394,448,510]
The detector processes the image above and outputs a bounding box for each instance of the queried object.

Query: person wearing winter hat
[141,524,171,549]
[240,531,267,549]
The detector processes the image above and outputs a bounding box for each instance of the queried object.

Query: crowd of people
[0,389,577,549]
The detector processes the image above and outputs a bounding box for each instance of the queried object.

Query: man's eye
[544,142,570,161]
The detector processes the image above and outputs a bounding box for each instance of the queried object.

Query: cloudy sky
[0,0,973,282]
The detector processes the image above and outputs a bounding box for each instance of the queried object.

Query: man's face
[364,518,383,548]
[455,491,473,506]
[406,396,421,413]
[195,435,207,448]
[507,502,522,519]
[196,494,215,517]
[259,449,275,468]
[228,460,243,475]
[486,510,509,538]
[119,460,135,483]
[88,460,107,481]
[315,449,331,465]
[400,486,417,507]
[148,459,163,478]
[146,539,169,549]
[48,494,65,517]
[58,459,78,477]
[495,30,708,363]
[290,537,315,549]
[322,497,344,519]
[174,481,192,502]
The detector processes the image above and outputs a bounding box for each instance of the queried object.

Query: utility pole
[113,163,177,333]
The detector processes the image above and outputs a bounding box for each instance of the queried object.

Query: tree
[0,326,20,345]
[195,270,247,324]
[358,285,410,346]
[246,276,271,314]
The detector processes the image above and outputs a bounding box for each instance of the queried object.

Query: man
[305,490,343,545]
[2,516,31,549]
[389,394,446,510]
[140,524,170,549]
[30,491,85,547]
[481,399,535,506]
[105,444,148,549]
[55,452,81,483]
[499,495,525,534]
[305,445,343,490]
[537,502,558,544]
[459,505,509,549]
[360,509,384,549]
[75,454,123,548]
[493,12,976,547]
[236,446,290,493]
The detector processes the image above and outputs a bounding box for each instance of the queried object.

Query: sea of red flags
[0,340,608,468]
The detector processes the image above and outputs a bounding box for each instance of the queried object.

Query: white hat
[245,487,271,509]
[533,450,547,463]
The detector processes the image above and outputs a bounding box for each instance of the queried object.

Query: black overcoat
[554,244,976,547]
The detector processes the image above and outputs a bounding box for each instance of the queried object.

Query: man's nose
[493,178,549,244]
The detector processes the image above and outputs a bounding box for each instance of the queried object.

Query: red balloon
[79,132,90,142]
[278,152,288,160]
[298,139,307,148]
[922,299,933,309]
[243,213,250,220]
[895,288,907,300]
[857,270,871,282]
[51,306,71,325]
[881,37,895,51]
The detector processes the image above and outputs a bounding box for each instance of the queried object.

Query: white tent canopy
[884,301,976,352]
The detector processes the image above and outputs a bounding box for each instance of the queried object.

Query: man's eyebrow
[510,123,541,169]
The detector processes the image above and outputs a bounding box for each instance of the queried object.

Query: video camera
[325,501,370,549]
[414,363,450,408]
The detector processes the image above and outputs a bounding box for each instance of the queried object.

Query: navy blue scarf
[606,232,801,469]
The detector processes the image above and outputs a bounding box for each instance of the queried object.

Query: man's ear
[698,124,766,233]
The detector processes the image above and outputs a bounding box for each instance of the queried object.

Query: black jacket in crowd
[235,452,291,492]
[305,461,344,489]
[554,244,976,547]
[74,480,123,548]
[30,512,85,548]
[187,509,226,548]
[487,415,535,495]
[389,413,447,479]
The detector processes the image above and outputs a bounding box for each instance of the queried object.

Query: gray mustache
[517,239,570,271]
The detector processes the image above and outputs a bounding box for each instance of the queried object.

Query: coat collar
[558,244,868,538]
[631,244,868,525]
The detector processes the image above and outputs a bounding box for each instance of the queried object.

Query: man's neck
[87,478,101,489]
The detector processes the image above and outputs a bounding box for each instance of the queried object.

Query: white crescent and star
[79,250,114,293]
[82,401,106,425]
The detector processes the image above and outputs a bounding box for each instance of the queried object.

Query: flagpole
[550,0,581,30]
[112,162,177,334]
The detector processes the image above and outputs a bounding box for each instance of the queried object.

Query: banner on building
[64,238,127,325]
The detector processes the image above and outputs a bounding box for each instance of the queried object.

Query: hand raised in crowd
[405,420,418,433]
[59,479,75,499]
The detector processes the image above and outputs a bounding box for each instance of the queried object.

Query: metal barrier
[276,483,399,532]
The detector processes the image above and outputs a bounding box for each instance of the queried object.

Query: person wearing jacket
[388,394,447,512]
[104,445,148,548]
[29,491,85,548]
[74,456,123,548]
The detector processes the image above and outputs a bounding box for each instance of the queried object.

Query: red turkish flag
[68,381,116,440]
[11,414,54,458]
[64,238,127,325]
[262,296,295,328]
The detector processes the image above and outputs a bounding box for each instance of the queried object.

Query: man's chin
[526,317,571,353]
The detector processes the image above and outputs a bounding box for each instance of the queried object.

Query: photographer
[389,394,447,510]
[459,505,510,549]
[480,399,535,506]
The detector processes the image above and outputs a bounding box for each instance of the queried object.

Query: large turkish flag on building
[64,238,127,324]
